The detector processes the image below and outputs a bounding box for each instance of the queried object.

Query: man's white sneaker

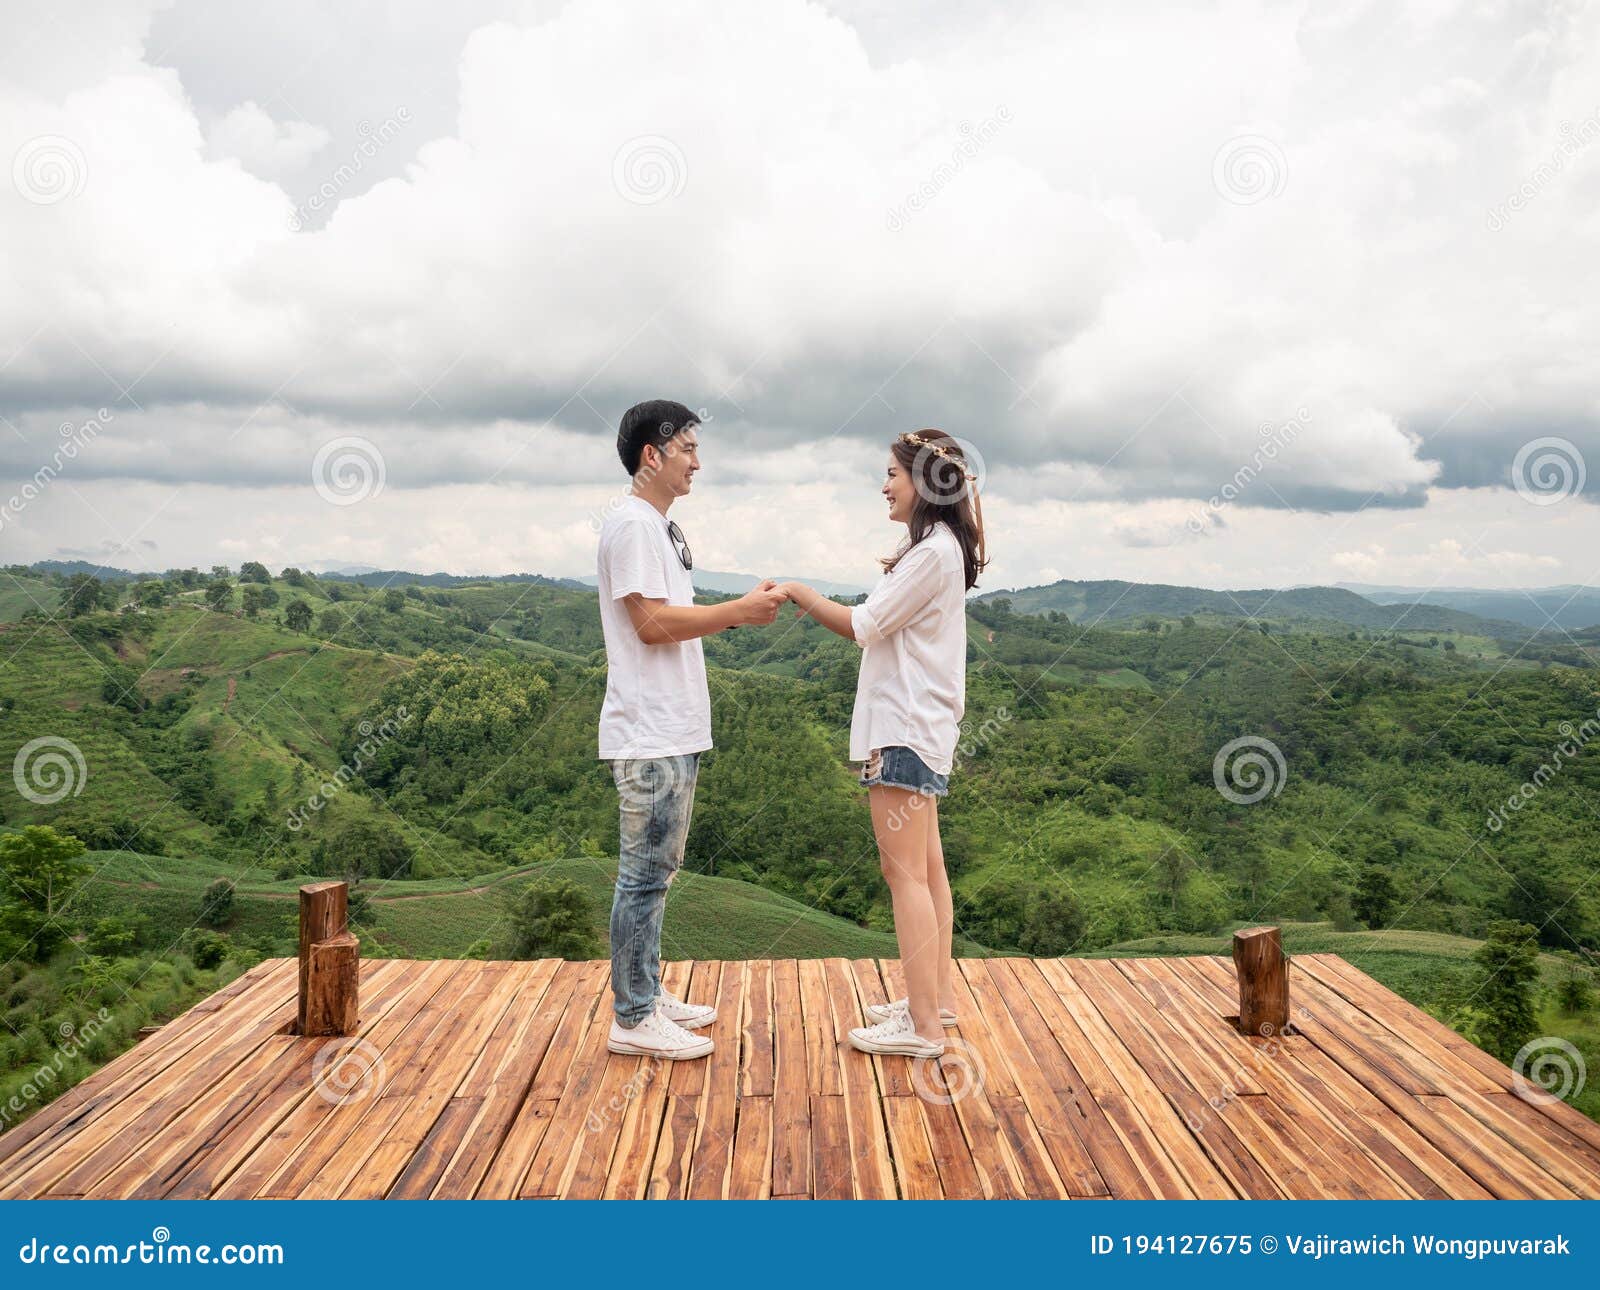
[846,1008,945,1058]
[608,1006,714,1060]
[865,997,958,1027]
[656,988,716,1030]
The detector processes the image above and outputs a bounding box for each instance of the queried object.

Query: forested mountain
[2,561,1597,1123]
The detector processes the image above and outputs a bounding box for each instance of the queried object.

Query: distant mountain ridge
[1332,582,1600,632]
[975,578,1544,640]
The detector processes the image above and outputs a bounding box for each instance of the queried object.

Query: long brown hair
[880,429,988,590]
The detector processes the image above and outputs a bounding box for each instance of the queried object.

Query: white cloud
[204,101,329,178]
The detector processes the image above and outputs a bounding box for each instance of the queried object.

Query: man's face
[645,424,700,496]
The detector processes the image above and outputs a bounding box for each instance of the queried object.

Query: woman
[780,429,986,1057]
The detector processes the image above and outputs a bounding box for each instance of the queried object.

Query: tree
[323,818,413,880]
[1465,920,1541,1062]
[241,585,268,618]
[62,573,111,617]
[239,561,272,583]
[1352,865,1398,929]
[282,567,311,588]
[200,878,235,927]
[206,579,233,612]
[134,580,167,608]
[383,588,405,613]
[284,598,313,632]
[503,878,601,959]
[0,826,90,962]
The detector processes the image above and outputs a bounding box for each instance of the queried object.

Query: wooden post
[297,880,359,1036]
[1233,925,1288,1037]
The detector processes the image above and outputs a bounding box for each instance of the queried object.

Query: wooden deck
[2,953,1598,1199]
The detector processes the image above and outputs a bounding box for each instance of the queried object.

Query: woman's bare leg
[868,784,944,1041]
[924,797,957,1013]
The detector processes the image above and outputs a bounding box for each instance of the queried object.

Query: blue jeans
[859,745,949,797]
[609,752,700,1026]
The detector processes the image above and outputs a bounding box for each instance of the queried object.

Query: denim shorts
[859,745,949,797]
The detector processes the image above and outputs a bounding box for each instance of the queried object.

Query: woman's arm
[623,582,785,644]
[778,582,857,640]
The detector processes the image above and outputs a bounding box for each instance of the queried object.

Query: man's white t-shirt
[596,495,712,760]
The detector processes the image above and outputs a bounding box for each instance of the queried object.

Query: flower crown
[899,431,978,482]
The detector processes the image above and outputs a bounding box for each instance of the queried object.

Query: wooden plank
[208,960,458,1199]
[823,957,896,1198]
[769,959,811,1198]
[728,1095,774,1199]
[810,1094,852,1200]
[984,959,1137,1197]
[740,959,774,1097]
[882,1096,943,1198]
[431,960,585,1198]
[1034,959,1234,1199]
[269,960,502,1198]
[913,1093,985,1199]
[665,961,720,1099]
[1414,1096,1578,1199]
[600,960,691,1200]
[1060,959,1285,1198]
[648,1095,701,1199]
[959,960,1107,1197]
[518,977,623,1198]
[686,960,745,1199]
[797,959,842,1096]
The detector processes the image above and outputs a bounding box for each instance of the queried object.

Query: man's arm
[623,580,786,644]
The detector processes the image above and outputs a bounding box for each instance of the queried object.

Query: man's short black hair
[617,399,699,475]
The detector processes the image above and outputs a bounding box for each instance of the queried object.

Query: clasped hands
[734,578,818,627]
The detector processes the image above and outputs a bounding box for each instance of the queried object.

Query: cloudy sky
[1,0,1596,593]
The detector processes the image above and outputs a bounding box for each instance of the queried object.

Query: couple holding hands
[596,400,986,1062]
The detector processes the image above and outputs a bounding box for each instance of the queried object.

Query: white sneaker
[656,988,716,1030]
[846,1008,945,1058]
[866,997,959,1027]
[608,1005,714,1060]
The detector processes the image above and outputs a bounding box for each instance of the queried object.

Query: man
[597,399,787,1059]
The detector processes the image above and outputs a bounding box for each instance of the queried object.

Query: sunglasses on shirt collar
[666,519,692,570]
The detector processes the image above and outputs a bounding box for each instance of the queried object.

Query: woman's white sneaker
[656,988,716,1030]
[866,997,958,1027]
[846,1008,945,1057]
[608,1006,714,1060]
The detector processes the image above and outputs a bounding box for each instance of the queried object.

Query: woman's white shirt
[848,522,967,775]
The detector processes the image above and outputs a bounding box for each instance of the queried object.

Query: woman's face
[883,451,917,524]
